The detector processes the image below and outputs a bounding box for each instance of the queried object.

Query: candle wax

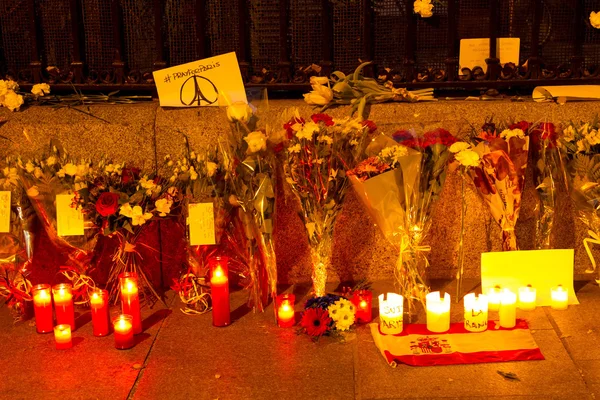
[33,289,53,334]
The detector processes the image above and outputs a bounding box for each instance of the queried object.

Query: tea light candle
[464,293,488,332]
[426,291,451,333]
[518,286,537,311]
[209,256,230,327]
[487,286,502,312]
[378,293,403,335]
[499,289,517,328]
[32,284,53,334]
[276,294,295,328]
[551,285,568,310]
[351,290,373,324]
[52,283,75,330]
[119,272,142,334]
[90,288,110,336]
[113,314,134,350]
[54,324,72,350]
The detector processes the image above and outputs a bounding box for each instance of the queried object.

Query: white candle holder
[426,291,450,333]
[378,293,403,335]
[464,293,488,332]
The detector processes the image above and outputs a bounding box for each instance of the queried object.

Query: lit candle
[378,293,403,335]
[54,324,72,350]
[426,291,451,333]
[52,283,75,330]
[464,293,488,332]
[119,272,142,334]
[487,286,502,312]
[551,285,568,311]
[209,256,230,327]
[276,294,295,328]
[32,284,53,334]
[351,290,373,324]
[518,286,537,311]
[499,289,517,328]
[113,314,134,350]
[90,288,110,336]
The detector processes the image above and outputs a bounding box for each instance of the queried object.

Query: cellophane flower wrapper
[283,111,372,297]
[220,98,278,312]
[470,122,530,251]
[559,118,600,278]
[0,159,35,320]
[349,129,455,313]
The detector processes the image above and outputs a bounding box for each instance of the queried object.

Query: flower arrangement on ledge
[299,294,357,340]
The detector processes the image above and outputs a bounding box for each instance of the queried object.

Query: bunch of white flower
[303,76,333,106]
[0,80,24,112]
[449,141,480,168]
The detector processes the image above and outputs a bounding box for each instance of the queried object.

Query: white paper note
[188,203,216,246]
[533,85,600,102]
[459,38,520,72]
[0,191,10,233]
[56,193,84,236]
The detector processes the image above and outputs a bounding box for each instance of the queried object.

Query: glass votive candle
[52,283,75,330]
[378,293,403,335]
[276,294,295,328]
[464,293,488,332]
[499,289,517,329]
[119,272,142,334]
[113,314,134,350]
[54,324,72,350]
[90,288,110,336]
[351,290,373,324]
[426,291,451,333]
[487,286,502,312]
[32,284,53,334]
[518,286,537,311]
[551,285,568,310]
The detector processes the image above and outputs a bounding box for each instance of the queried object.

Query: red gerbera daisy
[301,307,332,337]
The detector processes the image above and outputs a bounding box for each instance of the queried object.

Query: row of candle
[31,272,143,350]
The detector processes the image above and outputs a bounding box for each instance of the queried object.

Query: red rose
[121,167,140,184]
[362,120,377,133]
[95,192,120,217]
[311,113,334,126]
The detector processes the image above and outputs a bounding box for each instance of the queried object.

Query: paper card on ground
[0,191,10,233]
[459,38,520,72]
[188,203,216,246]
[533,85,600,102]
[56,194,84,236]
[152,52,247,108]
[481,249,578,306]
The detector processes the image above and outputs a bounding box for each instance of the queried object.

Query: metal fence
[0,0,599,92]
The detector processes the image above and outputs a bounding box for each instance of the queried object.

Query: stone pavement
[1,279,600,400]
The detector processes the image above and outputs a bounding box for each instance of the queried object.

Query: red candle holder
[119,272,142,335]
[90,288,110,336]
[113,314,134,350]
[276,294,296,328]
[351,290,373,324]
[52,283,75,330]
[32,284,53,333]
[54,324,72,350]
[209,256,230,327]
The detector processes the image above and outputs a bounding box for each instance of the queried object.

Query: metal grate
[416,2,449,71]
[207,0,239,59]
[583,0,600,68]
[120,0,155,72]
[0,0,31,73]
[290,0,322,67]
[249,0,280,73]
[372,0,405,72]
[82,0,114,71]
[333,0,362,73]
[165,0,198,66]
[36,0,72,71]
[499,0,533,65]
[457,0,490,39]
[540,0,575,68]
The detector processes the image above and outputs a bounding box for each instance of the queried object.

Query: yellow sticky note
[189,203,216,246]
[459,38,520,72]
[481,249,578,306]
[0,191,10,233]
[56,193,84,237]
[152,52,247,107]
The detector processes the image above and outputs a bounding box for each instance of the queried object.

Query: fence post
[27,0,42,83]
[153,0,166,70]
[111,0,125,83]
[361,0,374,77]
[321,0,334,77]
[404,0,416,82]
[278,0,292,82]
[445,0,458,81]
[485,0,500,80]
[69,0,84,83]
[195,0,208,59]
[571,0,585,78]
[237,0,250,81]
[527,0,543,79]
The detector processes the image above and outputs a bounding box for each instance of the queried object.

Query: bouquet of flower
[348,128,456,312]
[283,111,373,297]
[299,294,356,340]
[469,120,531,251]
[0,80,52,112]
[559,118,600,278]
[304,62,434,119]
[531,122,563,249]
[220,102,279,312]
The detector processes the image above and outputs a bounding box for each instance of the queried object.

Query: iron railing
[0,0,599,93]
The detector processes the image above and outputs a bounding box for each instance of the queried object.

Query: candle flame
[281,303,291,312]
[360,300,368,308]
[214,267,224,278]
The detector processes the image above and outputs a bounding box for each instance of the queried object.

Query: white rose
[31,83,51,97]
[591,11,600,29]
[2,91,24,112]
[303,83,333,106]
[244,131,267,153]
[226,102,252,123]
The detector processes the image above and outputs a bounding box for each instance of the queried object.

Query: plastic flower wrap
[348,128,456,313]
[559,118,600,279]
[220,100,279,312]
[0,157,35,320]
[283,111,372,297]
[470,120,531,251]
[299,293,357,340]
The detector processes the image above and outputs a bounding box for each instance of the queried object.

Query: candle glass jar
[276,294,296,328]
[52,283,75,330]
[351,290,373,324]
[119,272,142,334]
[113,314,135,350]
[499,289,517,328]
[32,284,53,334]
[54,324,72,350]
[551,285,569,310]
[209,256,231,327]
[426,291,451,333]
[378,293,404,335]
[90,288,110,336]
[464,293,488,332]
[487,286,502,312]
[518,286,537,311]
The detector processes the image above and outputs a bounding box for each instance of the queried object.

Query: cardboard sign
[56,194,84,236]
[152,52,247,107]
[0,191,10,233]
[481,249,579,306]
[188,203,216,246]
[459,38,520,72]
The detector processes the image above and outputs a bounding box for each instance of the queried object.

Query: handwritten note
[189,203,216,246]
[459,38,520,72]
[56,194,84,236]
[152,52,247,108]
[0,191,10,233]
